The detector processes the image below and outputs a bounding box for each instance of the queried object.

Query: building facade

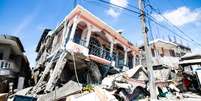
[140,39,191,68]
[139,39,191,80]
[0,35,31,93]
[35,5,140,87]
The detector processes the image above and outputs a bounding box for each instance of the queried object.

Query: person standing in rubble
[183,74,191,91]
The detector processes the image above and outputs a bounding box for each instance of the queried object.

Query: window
[73,27,82,44]
[0,53,3,60]
[151,48,155,57]
[169,49,175,57]
[160,48,164,57]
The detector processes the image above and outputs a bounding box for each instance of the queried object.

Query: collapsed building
[179,53,201,91]
[139,39,191,82]
[6,5,192,101]
[8,5,142,100]
[0,35,31,93]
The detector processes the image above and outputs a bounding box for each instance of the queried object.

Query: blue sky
[0,0,201,67]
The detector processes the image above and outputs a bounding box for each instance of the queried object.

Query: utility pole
[137,0,157,100]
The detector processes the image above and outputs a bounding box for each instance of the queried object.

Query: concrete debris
[37,80,82,101]
[0,93,8,101]
[66,86,117,101]
[5,5,201,101]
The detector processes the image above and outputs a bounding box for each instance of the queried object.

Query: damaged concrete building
[139,39,191,80]
[29,5,140,96]
[0,35,31,93]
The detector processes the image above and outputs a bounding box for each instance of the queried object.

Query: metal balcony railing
[73,38,87,47]
[88,44,111,61]
[0,60,15,69]
[112,54,124,67]
[78,39,87,46]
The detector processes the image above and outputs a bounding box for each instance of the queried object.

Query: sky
[0,0,201,67]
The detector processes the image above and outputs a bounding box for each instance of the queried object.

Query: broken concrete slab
[37,80,82,101]
[66,86,117,101]
[0,93,8,101]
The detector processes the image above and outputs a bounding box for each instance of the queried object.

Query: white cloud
[107,8,120,18]
[153,6,201,26]
[107,0,128,18]
[110,0,128,7]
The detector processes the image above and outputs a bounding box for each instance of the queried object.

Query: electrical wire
[70,51,82,93]
[148,5,201,47]
[144,0,201,46]
[82,0,201,48]
[121,0,201,47]
[83,0,141,15]
[145,0,154,42]
[128,0,201,47]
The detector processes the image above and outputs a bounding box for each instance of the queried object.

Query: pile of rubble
[6,63,187,101]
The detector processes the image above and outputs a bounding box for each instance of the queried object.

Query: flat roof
[0,35,25,52]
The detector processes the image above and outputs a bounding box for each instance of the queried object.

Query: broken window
[0,53,3,60]
[151,48,155,57]
[73,27,83,44]
[169,49,175,57]
[160,48,164,57]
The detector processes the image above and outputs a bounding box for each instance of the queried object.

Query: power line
[83,0,141,15]
[145,0,154,42]
[146,3,201,47]
[147,15,201,47]
[126,0,201,47]
[82,0,201,47]
[116,0,201,47]
[83,0,139,18]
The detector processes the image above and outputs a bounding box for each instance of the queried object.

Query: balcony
[69,38,128,69]
[0,60,18,78]
[112,54,125,67]
[65,39,89,56]
[88,43,127,69]
[88,44,111,61]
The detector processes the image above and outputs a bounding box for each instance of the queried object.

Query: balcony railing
[112,54,125,67]
[0,60,17,70]
[73,38,87,47]
[73,40,129,69]
[88,44,111,61]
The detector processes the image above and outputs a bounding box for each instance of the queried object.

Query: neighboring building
[179,53,201,91]
[176,43,191,57]
[0,35,31,93]
[140,39,191,68]
[34,5,139,88]
[179,53,201,74]
[139,39,191,80]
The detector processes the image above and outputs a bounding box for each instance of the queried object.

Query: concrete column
[132,52,136,67]
[122,47,129,71]
[124,47,128,66]
[109,40,114,56]
[17,77,25,90]
[85,25,92,47]
[116,52,119,67]
[110,43,115,67]
[9,82,14,94]
[69,16,79,41]
[139,51,142,65]
[62,20,69,48]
